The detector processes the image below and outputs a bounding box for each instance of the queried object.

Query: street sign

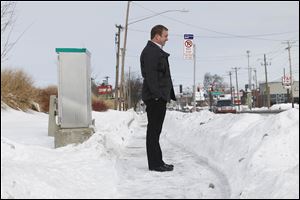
[211,91,223,96]
[184,34,194,60]
[184,34,194,39]
[282,75,293,89]
[98,85,112,95]
[282,75,292,85]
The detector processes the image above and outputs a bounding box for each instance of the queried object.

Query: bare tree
[1,1,17,63]
[126,71,143,110]
[203,72,227,91]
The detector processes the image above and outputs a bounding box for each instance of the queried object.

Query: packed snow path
[115,114,231,199]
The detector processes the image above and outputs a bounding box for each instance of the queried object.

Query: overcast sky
[3,1,299,90]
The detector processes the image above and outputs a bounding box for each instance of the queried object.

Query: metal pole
[193,44,196,111]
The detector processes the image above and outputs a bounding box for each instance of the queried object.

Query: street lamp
[119,1,188,110]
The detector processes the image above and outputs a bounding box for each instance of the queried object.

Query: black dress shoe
[149,165,173,172]
[163,162,174,169]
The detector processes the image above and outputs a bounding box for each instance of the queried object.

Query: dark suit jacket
[140,41,176,102]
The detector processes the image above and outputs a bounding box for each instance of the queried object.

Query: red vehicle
[213,99,236,113]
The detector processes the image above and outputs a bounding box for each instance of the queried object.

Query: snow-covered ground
[1,104,299,199]
[240,103,299,111]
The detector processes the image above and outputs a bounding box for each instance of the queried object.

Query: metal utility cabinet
[56,48,92,128]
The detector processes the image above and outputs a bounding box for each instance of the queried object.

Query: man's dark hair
[151,25,168,39]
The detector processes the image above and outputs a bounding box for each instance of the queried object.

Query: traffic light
[179,84,182,93]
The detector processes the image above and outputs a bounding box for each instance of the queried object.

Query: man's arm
[142,51,161,99]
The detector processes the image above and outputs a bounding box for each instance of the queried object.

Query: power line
[128,27,299,41]
[131,2,299,41]
[126,53,246,62]
[127,48,248,59]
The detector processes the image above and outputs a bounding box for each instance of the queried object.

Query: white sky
[2,1,299,89]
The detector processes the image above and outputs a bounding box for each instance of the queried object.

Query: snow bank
[164,109,299,199]
[1,104,298,199]
[1,108,136,199]
[242,103,299,111]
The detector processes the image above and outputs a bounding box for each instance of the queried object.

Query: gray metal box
[56,48,92,128]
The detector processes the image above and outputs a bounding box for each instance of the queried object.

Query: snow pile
[1,108,135,199]
[164,109,299,199]
[242,103,299,111]
[92,109,136,155]
[1,105,299,199]
[1,108,52,147]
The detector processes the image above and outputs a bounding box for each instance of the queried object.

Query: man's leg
[145,99,167,169]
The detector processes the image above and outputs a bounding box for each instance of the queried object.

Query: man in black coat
[140,25,176,172]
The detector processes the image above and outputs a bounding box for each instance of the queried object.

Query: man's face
[156,30,168,46]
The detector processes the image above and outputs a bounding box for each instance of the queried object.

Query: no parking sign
[184,34,194,60]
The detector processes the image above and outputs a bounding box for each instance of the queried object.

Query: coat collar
[151,40,163,49]
[147,40,170,57]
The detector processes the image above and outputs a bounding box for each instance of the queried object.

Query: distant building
[258,81,299,106]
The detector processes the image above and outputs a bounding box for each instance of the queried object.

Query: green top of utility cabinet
[55,48,87,53]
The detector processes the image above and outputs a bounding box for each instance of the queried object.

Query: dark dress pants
[145,98,167,169]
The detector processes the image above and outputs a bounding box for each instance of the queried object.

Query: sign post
[183,34,196,111]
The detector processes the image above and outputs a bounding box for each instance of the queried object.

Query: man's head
[151,25,168,47]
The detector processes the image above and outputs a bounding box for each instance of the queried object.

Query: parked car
[213,99,236,113]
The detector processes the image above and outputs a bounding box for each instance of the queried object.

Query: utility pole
[228,71,233,104]
[247,50,252,110]
[284,41,295,108]
[262,54,270,109]
[114,25,122,110]
[120,1,131,111]
[232,67,240,111]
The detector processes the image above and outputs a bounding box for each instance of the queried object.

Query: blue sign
[184,34,194,39]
